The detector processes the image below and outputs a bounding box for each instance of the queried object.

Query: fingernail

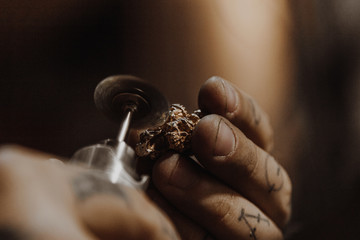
[221,79,237,113]
[168,155,198,189]
[213,119,235,156]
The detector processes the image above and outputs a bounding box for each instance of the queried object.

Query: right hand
[0,145,179,240]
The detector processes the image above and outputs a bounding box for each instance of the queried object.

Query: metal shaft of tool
[113,105,139,181]
[117,102,138,142]
[117,110,133,143]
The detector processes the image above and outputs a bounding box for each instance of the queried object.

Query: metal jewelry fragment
[135,104,203,159]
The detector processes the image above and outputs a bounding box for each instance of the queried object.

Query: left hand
[149,76,292,240]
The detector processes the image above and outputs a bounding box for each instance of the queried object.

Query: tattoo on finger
[264,155,284,193]
[238,208,270,240]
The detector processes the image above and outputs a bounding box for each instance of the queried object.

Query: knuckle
[236,139,259,179]
[276,201,292,228]
[278,177,292,226]
[213,194,237,225]
[270,173,292,227]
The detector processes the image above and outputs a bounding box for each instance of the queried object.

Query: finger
[148,186,214,240]
[198,76,274,151]
[153,153,283,240]
[0,144,63,162]
[0,147,95,240]
[71,170,180,240]
[192,115,292,227]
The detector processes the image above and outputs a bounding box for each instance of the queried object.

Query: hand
[0,145,179,240]
[150,76,292,239]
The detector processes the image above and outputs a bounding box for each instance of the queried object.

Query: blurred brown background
[2,1,360,239]
[0,0,293,158]
[0,1,212,157]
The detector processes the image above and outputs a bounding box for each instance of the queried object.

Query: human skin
[1,0,294,239]
[0,145,179,240]
[1,0,296,166]
[0,78,292,240]
[149,77,292,239]
[1,0,294,121]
